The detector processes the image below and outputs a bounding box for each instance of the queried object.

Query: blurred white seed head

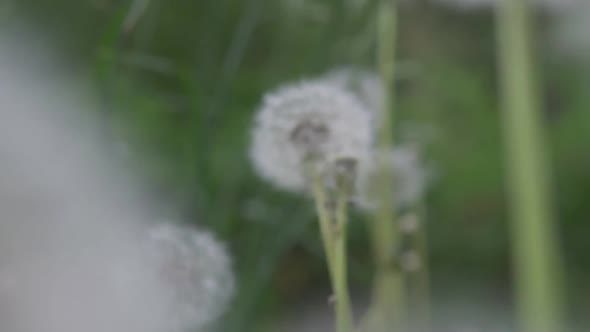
[0,32,174,332]
[319,68,385,129]
[146,222,235,332]
[0,29,237,332]
[250,81,373,193]
[356,143,430,210]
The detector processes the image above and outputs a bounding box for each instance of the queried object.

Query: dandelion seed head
[320,68,385,129]
[290,119,331,158]
[357,144,430,210]
[146,222,235,332]
[250,81,373,192]
[332,157,358,180]
[322,157,360,195]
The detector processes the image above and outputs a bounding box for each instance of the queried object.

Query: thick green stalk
[366,0,405,331]
[495,2,564,332]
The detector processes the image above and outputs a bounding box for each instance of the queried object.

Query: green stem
[364,0,405,331]
[311,172,353,332]
[333,184,354,332]
[495,2,564,332]
[311,172,336,280]
[405,208,431,332]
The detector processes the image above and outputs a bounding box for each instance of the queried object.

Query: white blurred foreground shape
[0,33,233,332]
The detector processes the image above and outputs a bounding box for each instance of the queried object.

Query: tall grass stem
[366,0,406,330]
[495,1,564,332]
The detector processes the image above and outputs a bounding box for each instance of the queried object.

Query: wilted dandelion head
[250,81,373,192]
[357,144,430,210]
[146,222,235,332]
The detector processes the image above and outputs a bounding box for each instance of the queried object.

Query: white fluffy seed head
[320,68,385,129]
[250,81,374,193]
[356,144,430,210]
[145,222,235,332]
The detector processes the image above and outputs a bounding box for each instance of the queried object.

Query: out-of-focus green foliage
[6,0,590,330]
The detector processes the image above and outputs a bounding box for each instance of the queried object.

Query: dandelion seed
[250,81,373,193]
[145,222,235,332]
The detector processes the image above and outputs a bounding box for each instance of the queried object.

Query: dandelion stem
[406,207,431,332]
[495,1,564,332]
[311,171,353,332]
[364,0,406,331]
[311,171,336,278]
[333,183,354,332]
